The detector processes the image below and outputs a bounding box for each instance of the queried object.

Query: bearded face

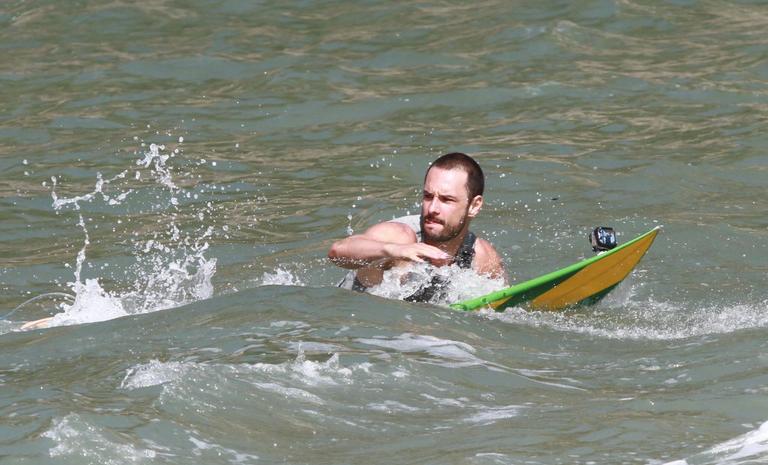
[420,207,469,242]
[419,167,474,244]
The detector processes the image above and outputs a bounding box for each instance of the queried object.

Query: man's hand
[384,242,452,266]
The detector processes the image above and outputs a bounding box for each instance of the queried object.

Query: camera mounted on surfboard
[451,226,660,312]
[590,226,617,252]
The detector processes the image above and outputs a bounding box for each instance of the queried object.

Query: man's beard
[420,211,467,243]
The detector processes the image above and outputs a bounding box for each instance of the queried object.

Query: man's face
[420,167,474,243]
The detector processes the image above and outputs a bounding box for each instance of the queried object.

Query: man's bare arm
[473,238,508,284]
[328,222,452,269]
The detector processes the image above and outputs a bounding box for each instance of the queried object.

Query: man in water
[329,152,506,302]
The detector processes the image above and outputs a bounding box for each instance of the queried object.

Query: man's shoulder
[363,219,418,243]
[473,237,500,259]
[472,236,505,279]
[387,214,420,232]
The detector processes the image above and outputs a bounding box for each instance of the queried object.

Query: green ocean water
[1,1,767,464]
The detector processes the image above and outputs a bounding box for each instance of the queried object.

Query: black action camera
[590,226,617,252]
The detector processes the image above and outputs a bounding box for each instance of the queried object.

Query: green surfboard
[450,227,660,312]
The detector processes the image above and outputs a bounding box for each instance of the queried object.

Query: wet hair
[426,152,485,198]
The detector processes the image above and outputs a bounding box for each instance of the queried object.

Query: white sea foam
[471,452,514,464]
[286,340,345,353]
[260,268,304,286]
[248,349,356,386]
[368,262,504,305]
[120,359,194,390]
[661,420,768,465]
[123,347,368,396]
[464,405,523,425]
[366,400,423,413]
[421,393,468,407]
[356,333,486,367]
[122,349,370,413]
[484,298,768,341]
[251,382,325,404]
[43,414,157,463]
[186,435,259,463]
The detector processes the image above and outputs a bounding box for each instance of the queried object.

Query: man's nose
[427,197,440,214]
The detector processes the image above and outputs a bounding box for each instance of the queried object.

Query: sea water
[1,1,767,464]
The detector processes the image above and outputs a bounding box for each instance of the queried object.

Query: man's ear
[468,195,483,218]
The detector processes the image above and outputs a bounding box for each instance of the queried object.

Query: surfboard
[450,226,660,312]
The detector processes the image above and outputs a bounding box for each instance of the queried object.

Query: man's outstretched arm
[328,221,451,269]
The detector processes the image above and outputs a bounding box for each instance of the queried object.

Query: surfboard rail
[450,226,661,312]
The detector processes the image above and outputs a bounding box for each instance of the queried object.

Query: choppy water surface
[1,1,767,464]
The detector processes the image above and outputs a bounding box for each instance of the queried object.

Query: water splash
[368,262,504,305]
[41,142,217,328]
[136,143,177,190]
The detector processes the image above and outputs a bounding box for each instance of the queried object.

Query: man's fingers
[413,245,451,262]
[393,243,452,263]
[424,247,451,261]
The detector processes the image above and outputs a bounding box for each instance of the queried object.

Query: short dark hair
[426,152,485,198]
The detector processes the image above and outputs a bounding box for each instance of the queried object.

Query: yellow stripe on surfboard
[529,227,659,310]
[450,226,661,312]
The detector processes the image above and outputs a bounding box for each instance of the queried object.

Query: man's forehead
[424,167,469,195]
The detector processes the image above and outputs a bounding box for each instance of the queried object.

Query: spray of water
[30,142,217,328]
[368,262,504,305]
